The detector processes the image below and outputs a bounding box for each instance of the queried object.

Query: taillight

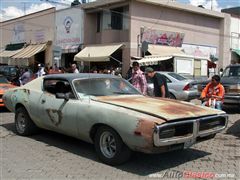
[183,84,190,91]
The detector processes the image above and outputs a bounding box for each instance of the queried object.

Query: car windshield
[168,72,187,81]
[73,78,141,97]
[222,66,240,77]
[0,76,9,83]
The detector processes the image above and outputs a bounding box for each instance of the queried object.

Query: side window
[162,75,171,83]
[43,79,75,99]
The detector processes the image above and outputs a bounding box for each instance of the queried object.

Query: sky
[0,0,239,22]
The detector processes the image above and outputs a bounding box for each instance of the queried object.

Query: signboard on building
[55,8,84,52]
[12,23,25,43]
[141,28,184,47]
[182,43,218,59]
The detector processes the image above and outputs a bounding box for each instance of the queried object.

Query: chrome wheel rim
[99,131,117,158]
[16,112,26,134]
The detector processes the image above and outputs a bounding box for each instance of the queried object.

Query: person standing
[20,68,31,85]
[71,63,79,73]
[145,67,169,98]
[131,62,147,95]
[36,64,46,77]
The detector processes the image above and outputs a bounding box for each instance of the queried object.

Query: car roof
[226,64,240,67]
[43,73,120,82]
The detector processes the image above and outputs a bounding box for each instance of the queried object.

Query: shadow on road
[223,105,240,114]
[226,119,240,139]
[2,122,210,176]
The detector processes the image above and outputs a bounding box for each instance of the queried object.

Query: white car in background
[147,72,199,101]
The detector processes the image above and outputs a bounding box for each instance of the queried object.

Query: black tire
[94,126,132,165]
[15,107,39,136]
[169,93,176,99]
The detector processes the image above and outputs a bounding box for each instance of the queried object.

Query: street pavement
[0,103,239,180]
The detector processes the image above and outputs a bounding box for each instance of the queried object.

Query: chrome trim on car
[153,114,228,147]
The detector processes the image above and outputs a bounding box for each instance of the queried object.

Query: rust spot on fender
[135,119,155,148]
[46,109,63,126]
[23,89,30,95]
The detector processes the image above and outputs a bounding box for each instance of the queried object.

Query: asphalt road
[0,105,239,180]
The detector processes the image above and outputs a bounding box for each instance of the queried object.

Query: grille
[199,116,226,131]
[159,122,193,139]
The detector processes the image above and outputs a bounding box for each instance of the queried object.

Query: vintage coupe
[3,74,228,165]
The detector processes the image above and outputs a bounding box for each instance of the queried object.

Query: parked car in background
[147,72,199,101]
[221,64,240,105]
[0,75,16,107]
[3,74,228,165]
[0,65,20,82]
[197,64,240,106]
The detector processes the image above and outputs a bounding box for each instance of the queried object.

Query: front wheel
[15,107,39,136]
[94,126,132,165]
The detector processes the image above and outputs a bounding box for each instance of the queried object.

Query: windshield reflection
[73,78,141,97]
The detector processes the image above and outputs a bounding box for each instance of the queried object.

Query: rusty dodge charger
[3,74,228,165]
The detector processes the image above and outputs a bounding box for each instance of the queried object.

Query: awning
[62,44,80,54]
[132,55,172,66]
[147,45,185,56]
[74,43,124,62]
[0,49,23,58]
[0,49,23,64]
[11,43,47,59]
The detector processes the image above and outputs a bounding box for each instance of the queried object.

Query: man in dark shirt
[145,67,169,98]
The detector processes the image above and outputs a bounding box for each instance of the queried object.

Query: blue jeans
[202,100,222,110]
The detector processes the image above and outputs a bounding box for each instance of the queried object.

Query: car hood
[0,83,16,93]
[221,76,240,85]
[94,95,222,121]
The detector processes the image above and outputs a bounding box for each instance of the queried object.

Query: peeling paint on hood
[94,95,222,121]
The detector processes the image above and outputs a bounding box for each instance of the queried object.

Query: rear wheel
[15,107,39,136]
[94,126,132,165]
[169,93,176,99]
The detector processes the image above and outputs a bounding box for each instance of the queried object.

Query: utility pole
[210,0,213,10]
[22,2,26,15]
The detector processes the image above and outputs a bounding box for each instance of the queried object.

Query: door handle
[41,99,46,104]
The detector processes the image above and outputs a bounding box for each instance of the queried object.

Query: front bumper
[153,114,228,149]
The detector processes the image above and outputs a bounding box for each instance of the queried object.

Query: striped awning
[132,55,172,66]
[11,43,47,59]
[0,49,23,58]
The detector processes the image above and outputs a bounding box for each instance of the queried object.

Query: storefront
[82,0,230,76]
[0,8,55,70]
[55,7,84,70]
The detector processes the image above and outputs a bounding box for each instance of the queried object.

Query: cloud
[189,0,222,11]
[0,0,74,22]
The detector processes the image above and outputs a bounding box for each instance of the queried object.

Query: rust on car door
[46,109,63,126]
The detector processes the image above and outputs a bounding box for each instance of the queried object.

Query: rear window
[222,66,240,77]
[168,72,187,81]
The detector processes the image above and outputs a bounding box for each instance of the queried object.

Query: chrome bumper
[153,114,228,148]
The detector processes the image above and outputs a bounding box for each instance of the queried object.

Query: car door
[38,79,79,137]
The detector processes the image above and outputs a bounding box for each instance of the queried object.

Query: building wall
[129,1,230,70]
[0,8,55,46]
[0,8,55,66]
[230,16,240,63]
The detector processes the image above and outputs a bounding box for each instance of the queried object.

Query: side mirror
[55,93,69,101]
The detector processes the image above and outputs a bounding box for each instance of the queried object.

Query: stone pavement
[0,106,239,180]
